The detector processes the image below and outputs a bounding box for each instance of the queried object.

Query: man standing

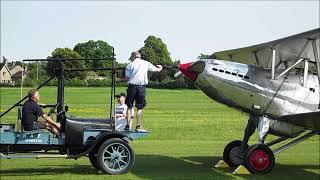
[119,51,162,132]
[22,89,61,136]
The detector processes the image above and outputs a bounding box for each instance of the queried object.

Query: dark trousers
[125,84,147,110]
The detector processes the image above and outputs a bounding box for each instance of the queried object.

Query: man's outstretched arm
[116,77,129,82]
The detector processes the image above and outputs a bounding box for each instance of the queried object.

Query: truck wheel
[97,138,135,175]
[223,140,248,167]
[89,152,100,171]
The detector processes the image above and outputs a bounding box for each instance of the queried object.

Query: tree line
[19,35,198,89]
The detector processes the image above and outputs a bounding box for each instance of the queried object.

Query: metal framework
[0,48,122,131]
[269,39,319,89]
[275,58,304,80]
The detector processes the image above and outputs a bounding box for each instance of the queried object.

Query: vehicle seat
[20,129,47,135]
[17,107,23,132]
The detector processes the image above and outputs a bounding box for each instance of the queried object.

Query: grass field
[0,87,319,179]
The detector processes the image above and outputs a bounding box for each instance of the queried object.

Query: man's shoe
[124,125,130,131]
[135,126,148,133]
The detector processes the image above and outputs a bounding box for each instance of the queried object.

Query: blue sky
[1,1,319,63]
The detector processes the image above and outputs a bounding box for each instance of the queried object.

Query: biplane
[177,28,320,174]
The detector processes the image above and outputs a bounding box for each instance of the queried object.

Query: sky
[1,1,319,63]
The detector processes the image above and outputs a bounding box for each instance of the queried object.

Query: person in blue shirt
[118,51,162,132]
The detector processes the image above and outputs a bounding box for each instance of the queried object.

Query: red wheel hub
[249,150,270,171]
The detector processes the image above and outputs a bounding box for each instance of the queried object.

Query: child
[114,93,133,131]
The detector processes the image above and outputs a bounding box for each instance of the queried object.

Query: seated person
[22,89,61,136]
[114,93,133,131]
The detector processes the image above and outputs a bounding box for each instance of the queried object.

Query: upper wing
[213,28,320,69]
[278,111,320,131]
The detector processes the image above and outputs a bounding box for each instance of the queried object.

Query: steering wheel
[47,104,59,116]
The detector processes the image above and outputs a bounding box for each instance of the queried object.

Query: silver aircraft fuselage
[178,29,320,174]
[186,59,319,119]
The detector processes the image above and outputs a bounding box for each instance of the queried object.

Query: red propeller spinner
[178,61,204,81]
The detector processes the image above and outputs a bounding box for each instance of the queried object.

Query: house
[11,71,29,83]
[0,58,13,84]
[0,57,27,85]
[8,63,24,76]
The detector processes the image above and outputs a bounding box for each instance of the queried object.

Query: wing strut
[274,39,311,80]
[311,39,320,109]
[253,51,261,66]
[228,54,233,61]
[276,58,304,79]
[303,59,309,87]
[271,48,276,79]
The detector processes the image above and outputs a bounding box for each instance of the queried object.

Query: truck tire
[89,152,100,171]
[97,138,135,175]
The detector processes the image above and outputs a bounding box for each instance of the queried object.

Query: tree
[139,36,172,65]
[46,48,87,79]
[13,61,24,67]
[139,36,173,82]
[74,40,114,76]
[24,62,49,86]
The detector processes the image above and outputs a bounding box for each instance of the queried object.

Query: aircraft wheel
[244,144,275,174]
[89,152,100,171]
[97,138,135,175]
[223,140,248,167]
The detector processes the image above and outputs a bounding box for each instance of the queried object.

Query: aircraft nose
[178,61,205,81]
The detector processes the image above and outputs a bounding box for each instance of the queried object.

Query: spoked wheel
[223,140,248,167]
[89,152,100,171]
[244,144,275,174]
[97,138,135,175]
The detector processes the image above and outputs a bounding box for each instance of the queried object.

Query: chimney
[2,56,7,64]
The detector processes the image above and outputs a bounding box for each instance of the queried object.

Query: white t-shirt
[115,103,134,131]
[125,58,158,85]
[115,104,127,120]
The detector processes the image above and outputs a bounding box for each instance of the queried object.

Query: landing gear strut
[222,115,276,174]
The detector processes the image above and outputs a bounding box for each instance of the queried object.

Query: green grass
[0,87,319,179]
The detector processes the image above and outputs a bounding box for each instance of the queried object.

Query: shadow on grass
[1,155,319,179]
[0,163,101,176]
[131,155,234,179]
[182,156,320,180]
[0,155,232,179]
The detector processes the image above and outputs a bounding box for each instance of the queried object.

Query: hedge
[2,78,197,89]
